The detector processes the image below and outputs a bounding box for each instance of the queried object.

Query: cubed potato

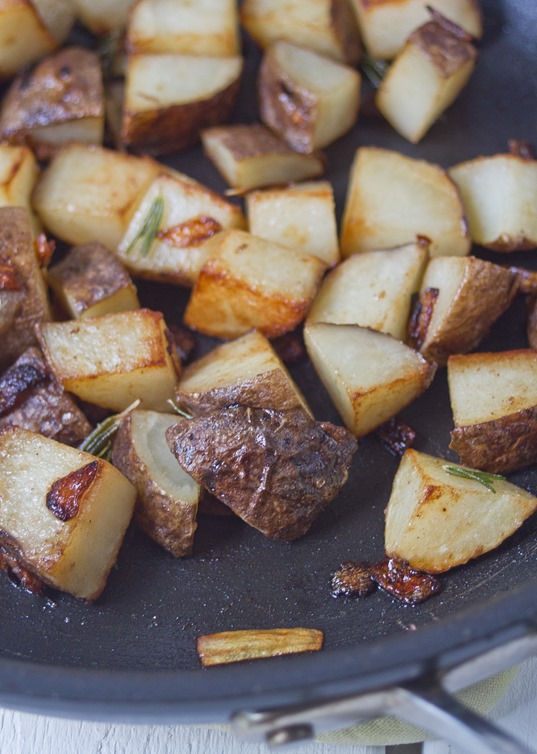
[0,47,104,161]
[341,147,471,258]
[0,425,135,600]
[116,172,245,286]
[127,0,240,56]
[48,243,140,319]
[307,241,428,340]
[376,18,477,144]
[122,53,243,155]
[448,350,537,474]
[259,41,361,153]
[36,309,179,412]
[111,410,200,557]
[0,347,92,446]
[184,229,325,339]
[304,322,436,436]
[71,0,135,34]
[201,124,325,190]
[176,329,311,416]
[350,0,482,59]
[241,0,361,64]
[384,449,537,573]
[449,154,537,251]
[0,0,72,79]
[246,181,339,266]
[32,144,160,250]
[0,145,38,219]
[0,207,50,371]
[415,256,517,366]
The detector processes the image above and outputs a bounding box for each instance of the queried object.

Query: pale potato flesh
[246,181,339,266]
[184,230,325,339]
[350,0,482,59]
[0,145,38,215]
[71,0,135,34]
[341,147,470,258]
[32,0,75,42]
[304,322,436,436]
[128,0,240,56]
[0,426,135,600]
[117,172,245,286]
[37,309,178,412]
[385,449,537,573]
[32,145,160,250]
[449,155,537,251]
[0,1,58,78]
[307,242,428,340]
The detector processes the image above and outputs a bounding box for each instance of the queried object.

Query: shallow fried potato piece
[48,242,140,319]
[259,41,361,153]
[197,627,323,666]
[384,449,537,573]
[304,322,436,436]
[0,425,135,600]
[201,124,325,190]
[127,0,240,56]
[246,181,339,266]
[167,406,357,541]
[71,0,135,34]
[307,241,428,340]
[122,53,243,155]
[376,17,477,144]
[112,410,199,557]
[416,256,518,366]
[350,0,482,59]
[32,144,160,250]
[241,0,361,64]
[448,350,537,474]
[0,207,50,371]
[184,229,325,339]
[176,330,311,416]
[117,172,245,286]
[36,309,179,412]
[341,147,470,258]
[0,0,74,79]
[449,153,537,252]
[0,347,92,446]
[0,47,104,161]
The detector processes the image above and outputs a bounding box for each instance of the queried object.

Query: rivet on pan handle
[232,628,537,752]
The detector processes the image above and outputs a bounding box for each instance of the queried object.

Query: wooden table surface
[1,658,535,754]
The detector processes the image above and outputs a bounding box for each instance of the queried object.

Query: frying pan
[1,1,537,750]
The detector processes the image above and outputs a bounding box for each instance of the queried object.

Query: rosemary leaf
[442,464,506,493]
[79,399,141,460]
[361,55,390,89]
[166,399,193,419]
[125,195,164,259]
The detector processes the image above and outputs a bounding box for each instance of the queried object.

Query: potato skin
[122,77,241,155]
[112,414,197,557]
[166,406,357,541]
[450,408,537,474]
[410,20,477,77]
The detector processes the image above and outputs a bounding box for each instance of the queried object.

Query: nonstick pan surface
[0,0,536,723]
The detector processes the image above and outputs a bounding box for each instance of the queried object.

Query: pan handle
[232,629,537,752]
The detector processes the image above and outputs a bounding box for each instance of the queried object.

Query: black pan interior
[0,0,536,717]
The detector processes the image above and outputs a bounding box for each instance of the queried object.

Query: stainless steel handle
[232,629,537,752]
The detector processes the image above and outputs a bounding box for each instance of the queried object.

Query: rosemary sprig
[125,195,164,258]
[442,464,506,493]
[360,55,390,89]
[166,399,193,419]
[78,400,141,460]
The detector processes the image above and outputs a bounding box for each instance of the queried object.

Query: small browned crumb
[167,323,196,363]
[271,331,307,364]
[331,561,376,598]
[157,216,222,248]
[407,287,439,350]
[35,233,56,268]
[508,139,534,160]
[46,461,99,521]
[371,557,442,604]
[376,418,417,457]
[197,627,324,667]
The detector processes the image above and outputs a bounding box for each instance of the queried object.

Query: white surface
[1,659,536,754]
